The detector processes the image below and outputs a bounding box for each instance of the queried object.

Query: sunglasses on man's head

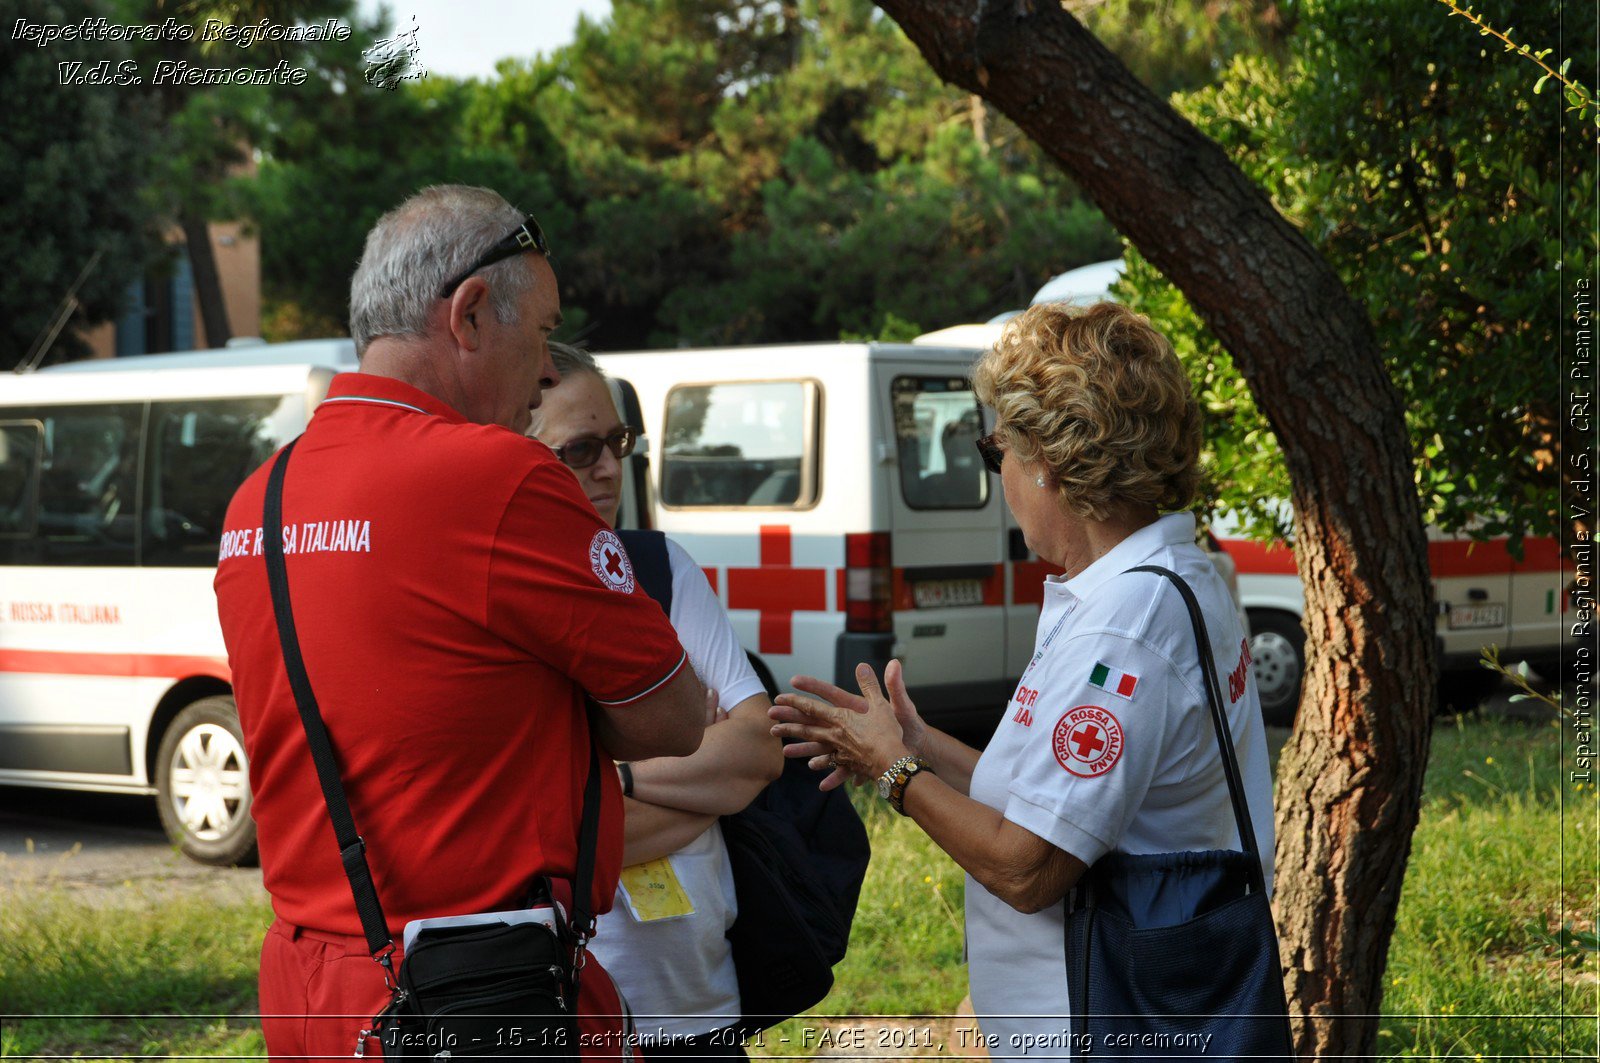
[975,433,1006,475]
[437,215,550,299]
[553,426,637,470]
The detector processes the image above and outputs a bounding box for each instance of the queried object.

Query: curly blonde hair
[973,301,1201,521]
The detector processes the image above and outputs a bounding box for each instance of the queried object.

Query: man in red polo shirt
[215,185,707,1059]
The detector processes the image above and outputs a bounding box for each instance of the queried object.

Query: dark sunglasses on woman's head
[553,426,637,470]
[975,433,1006,475]
[437,215,550,299]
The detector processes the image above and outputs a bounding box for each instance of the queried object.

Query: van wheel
[1248,611,1304,727]
[155,696,258,867]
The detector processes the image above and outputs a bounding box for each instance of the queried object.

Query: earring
[1036,475,1046,488]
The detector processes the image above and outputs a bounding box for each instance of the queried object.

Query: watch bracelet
[888,757,932,815]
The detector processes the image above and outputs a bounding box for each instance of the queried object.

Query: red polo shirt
[215,373,686,938]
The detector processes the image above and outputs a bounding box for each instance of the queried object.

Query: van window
[892,376,987,510]
[661,381,817,508]
[0,421,43,538]
[144,396,299,567]
[0,405,143,566]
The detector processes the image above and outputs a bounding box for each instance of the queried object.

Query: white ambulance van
[594,342,1051,726]
[0,341,349,864]
[1213,517,1574,723]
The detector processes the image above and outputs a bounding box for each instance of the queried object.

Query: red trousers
[259,919,637,1059]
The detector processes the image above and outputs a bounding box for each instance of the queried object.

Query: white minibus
[1,341,352,863]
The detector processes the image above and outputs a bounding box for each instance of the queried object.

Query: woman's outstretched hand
[771,663,913,791]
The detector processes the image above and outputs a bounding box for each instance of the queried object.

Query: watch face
[878,774,893,800]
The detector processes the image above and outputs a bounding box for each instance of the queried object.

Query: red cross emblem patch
[588,529,636,594]
[1052,705,1125,778]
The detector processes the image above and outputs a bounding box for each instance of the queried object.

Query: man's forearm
[593,664,708,761]
[620,798,717,866]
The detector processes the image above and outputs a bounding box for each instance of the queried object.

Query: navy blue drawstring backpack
[1063,566,1295,1061]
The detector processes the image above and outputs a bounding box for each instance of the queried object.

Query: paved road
[0,676,1563,903]
[0,783,264,904]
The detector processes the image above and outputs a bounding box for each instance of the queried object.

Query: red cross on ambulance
[721,525,830,656]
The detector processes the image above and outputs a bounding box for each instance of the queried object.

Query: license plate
[1448,604,1505,630]
[913,579,985,609]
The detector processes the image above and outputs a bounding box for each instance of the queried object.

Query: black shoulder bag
[615,528,871,1034]
[263,439,600,1060]
[1063,565,1294,1061]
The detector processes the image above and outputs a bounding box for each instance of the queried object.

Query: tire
[1248,610,1305,728]
[155,696,258,867]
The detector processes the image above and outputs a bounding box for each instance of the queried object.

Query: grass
[2,714,1594,1060]
[0,889,271,1057]
[1372,715,1597,1060]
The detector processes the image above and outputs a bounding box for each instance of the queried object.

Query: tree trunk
[181,209,232,348]
[871,1,1438,1058]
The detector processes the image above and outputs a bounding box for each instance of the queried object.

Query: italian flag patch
[1089,661,1139,700]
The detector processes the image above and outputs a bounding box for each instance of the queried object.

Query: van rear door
[1429,529,1512,665]
[877,365,1011,721]
[1505,536,1569,658]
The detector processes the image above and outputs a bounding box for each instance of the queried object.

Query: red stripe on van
[892,570,912,612]
[703,567,718,594]
[1216,538,1298,576]
[0,649,231,681]
[1224,535,1565,578]
[1428,537,1566,577]
[984,566,1006,606]
[1012,560,1065,605]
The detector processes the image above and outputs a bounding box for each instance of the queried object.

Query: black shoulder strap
[615,528,673,615]
[261,440,606,967]
[262,439,394,963]
[570,735,603,946]
[1127,564,1266,893]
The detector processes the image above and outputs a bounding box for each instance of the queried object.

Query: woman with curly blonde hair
[771,302,1276,1058]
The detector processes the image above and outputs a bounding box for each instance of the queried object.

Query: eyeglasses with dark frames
[437,215,551,300]
[552,426,637,470]
[975,433,1006,475]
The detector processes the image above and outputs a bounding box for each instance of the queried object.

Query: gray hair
[549,341,603,380]
[349,185,537,355]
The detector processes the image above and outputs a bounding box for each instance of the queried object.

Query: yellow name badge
[617,858,695,922]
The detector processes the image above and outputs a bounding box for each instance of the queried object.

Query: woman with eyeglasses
[530,343,782,1059]
[769,302,1276,1059]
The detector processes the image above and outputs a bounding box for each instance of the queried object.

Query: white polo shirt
[965,512,1275,1060]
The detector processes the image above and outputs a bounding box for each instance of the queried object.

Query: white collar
[1044,511,1197,603]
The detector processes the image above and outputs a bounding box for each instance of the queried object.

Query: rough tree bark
[871,1,1438,1057]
